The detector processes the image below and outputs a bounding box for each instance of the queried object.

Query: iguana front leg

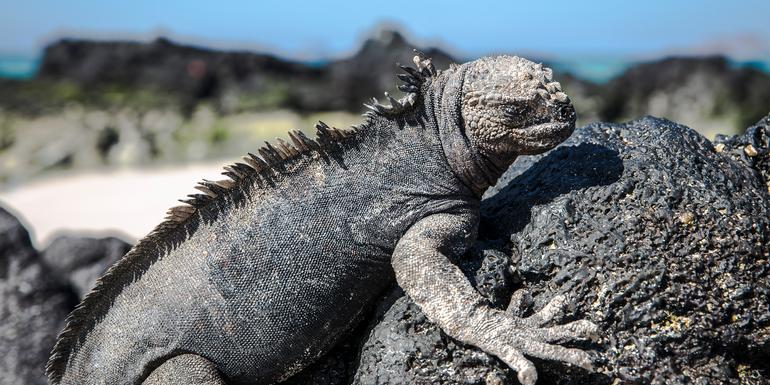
[392,213,599,385]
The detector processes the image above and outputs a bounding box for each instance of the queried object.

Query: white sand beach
[0,161,238,247]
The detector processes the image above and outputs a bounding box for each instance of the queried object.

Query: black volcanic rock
[0,208,77,385]
[37,37,321,89]
[714,112,770,191]
[36,37,325,113]
[30,31,456,114]
[322,30,455,111]
[343,117,769,385]
[41,235,131,298]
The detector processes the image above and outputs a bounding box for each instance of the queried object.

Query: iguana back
[48,101,474,384]
[49,55,596,385]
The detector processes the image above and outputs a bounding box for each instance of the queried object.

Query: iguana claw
[496,292,599,382]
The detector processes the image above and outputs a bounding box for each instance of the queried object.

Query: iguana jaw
[506,103,576,155]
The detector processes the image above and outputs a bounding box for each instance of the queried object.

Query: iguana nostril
[555,103,576,122]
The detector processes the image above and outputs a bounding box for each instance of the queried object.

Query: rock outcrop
[23,34,770,132]
[595,57,770,132]
[41,235,130,298]
[29,30,453,114]
[346,116,769,384]
[0,208,76,385]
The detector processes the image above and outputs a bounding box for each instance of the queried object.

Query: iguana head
[382,53,576,195]
[459,56,575,162]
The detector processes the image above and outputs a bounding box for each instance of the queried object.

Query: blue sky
[2,0,769,59]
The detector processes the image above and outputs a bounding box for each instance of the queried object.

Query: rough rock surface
[714,113,770,193]
[347,116,769,385]
[41,235,130,298]
[0,208,76,385]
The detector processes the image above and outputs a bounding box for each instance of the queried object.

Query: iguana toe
[507,291,570,327]
[508,334,595,372]
[509,351,538,385]
[525,293,568,326]
[532,319,601,343]
[498,294,599,375]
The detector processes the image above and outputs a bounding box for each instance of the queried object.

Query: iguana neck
[429,65,514,198]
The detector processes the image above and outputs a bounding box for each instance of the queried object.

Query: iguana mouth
[509,119,575,154]
[517,120,572,138]
[511,98,574,134]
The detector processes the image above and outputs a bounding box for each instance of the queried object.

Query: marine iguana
[47,53,598,385]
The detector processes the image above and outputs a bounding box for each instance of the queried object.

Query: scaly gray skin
[47,54,596,385]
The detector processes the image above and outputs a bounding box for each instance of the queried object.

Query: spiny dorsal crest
[165,50,436,224]
[45,52,439,384]
[46,119,360,382]
[363,49,437,117]
[162,122,358,225]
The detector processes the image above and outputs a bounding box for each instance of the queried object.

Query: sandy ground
[0,160,238,248]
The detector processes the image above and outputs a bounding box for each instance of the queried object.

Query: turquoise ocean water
[0,54,768,83]
[546,57,770,83]
[0,55,40,79]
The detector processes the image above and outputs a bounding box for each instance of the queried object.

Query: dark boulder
[41,235,131,299]
[345,116,769,384]
[35,37,325,114]
[0,208,77,385]
[323,29,454,111]
[29,30,456,114]
[596,57,770,130]
[36,37,321,94]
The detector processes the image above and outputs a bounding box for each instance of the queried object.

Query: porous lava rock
[714,112,770,194]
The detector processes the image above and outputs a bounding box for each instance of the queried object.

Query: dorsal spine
[45,51,439,384]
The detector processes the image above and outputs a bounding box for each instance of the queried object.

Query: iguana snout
[460,55,576,159]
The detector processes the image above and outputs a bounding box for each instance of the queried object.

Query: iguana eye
[503,103,532,117]
[502,103,532,127]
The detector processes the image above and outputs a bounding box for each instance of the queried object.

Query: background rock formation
[41,236,130,298]
[1,29,769,186]
[2,30,452,116]
[593,57,770,132]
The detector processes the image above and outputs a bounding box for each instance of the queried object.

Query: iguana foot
[490,291,599,385]
[392,215,599,385]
